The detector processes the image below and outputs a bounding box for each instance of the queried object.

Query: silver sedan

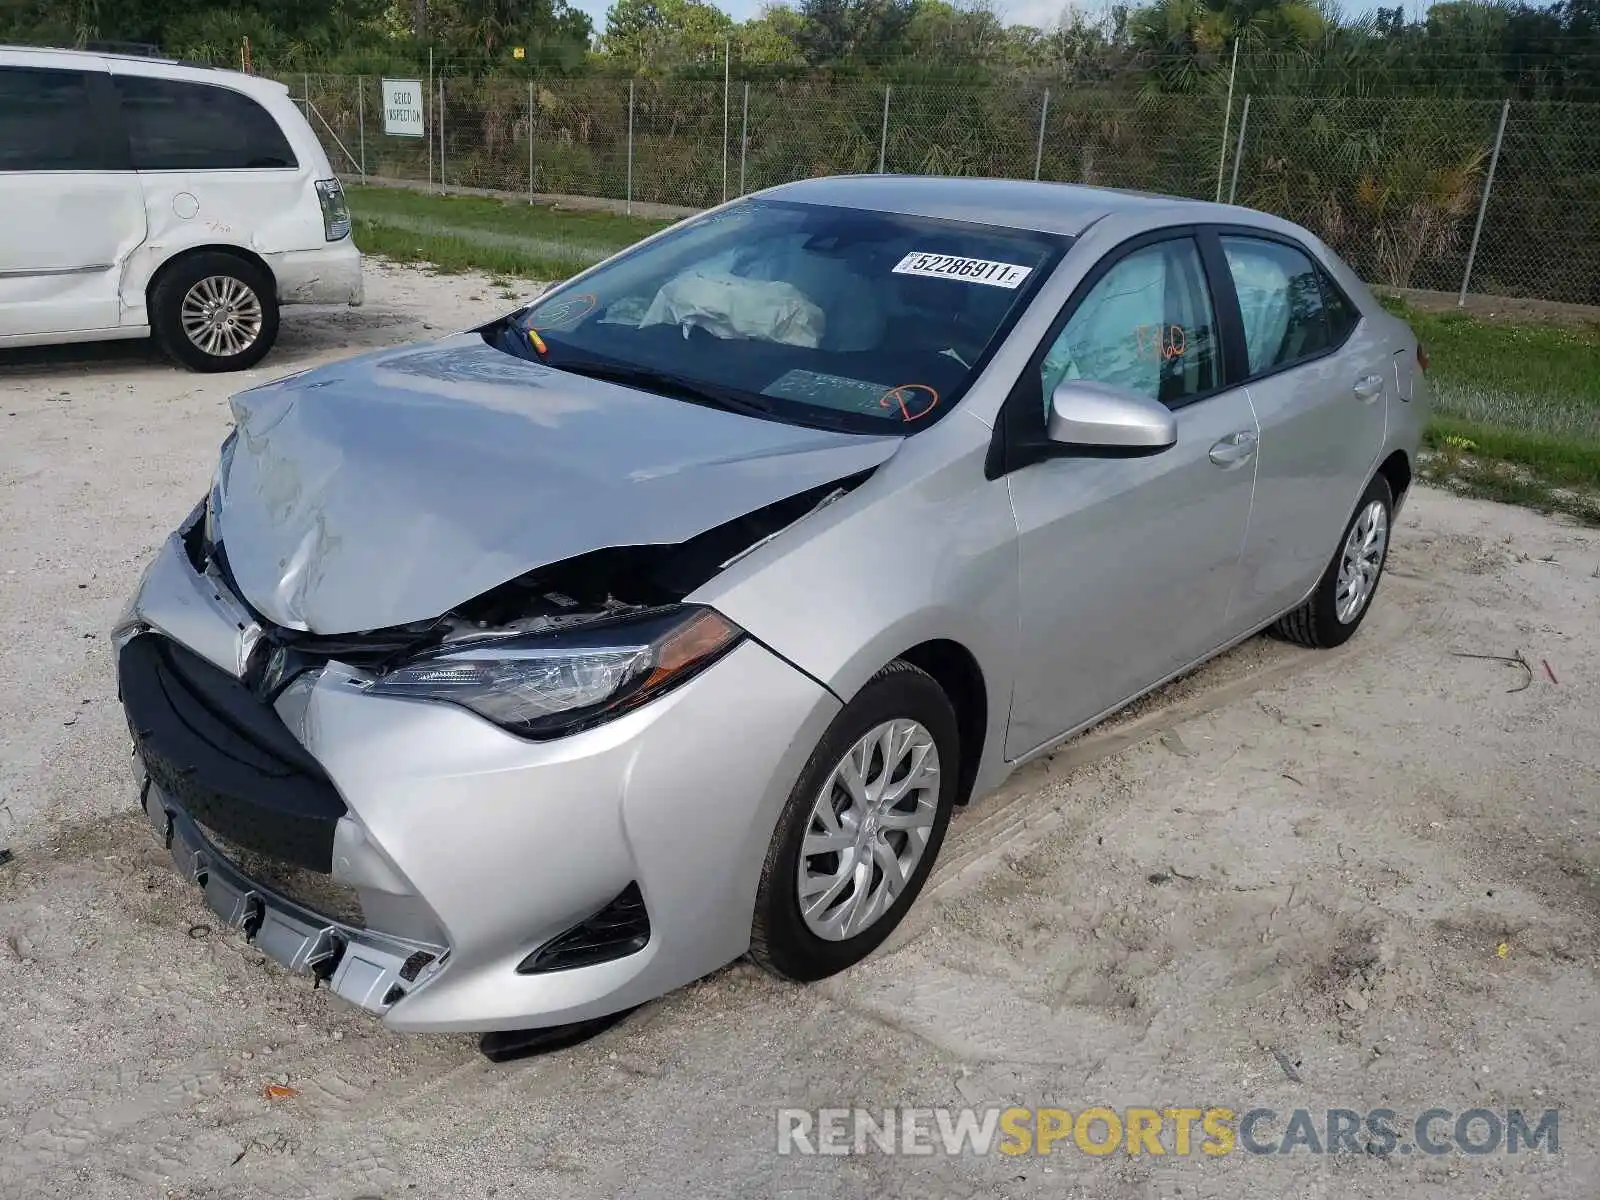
[114,176,1427,1045]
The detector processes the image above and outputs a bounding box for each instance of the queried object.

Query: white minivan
[0,46,362,371]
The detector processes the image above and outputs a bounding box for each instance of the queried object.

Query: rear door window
[1219,236,1338,375]
[115,76,298,170]
[0,67,114,171]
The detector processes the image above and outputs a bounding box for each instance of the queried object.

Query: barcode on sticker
[892,252,1033,289]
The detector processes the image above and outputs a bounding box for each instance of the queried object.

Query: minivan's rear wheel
[151,253,279,372]
[750,661,958,982]
[1273,474,1393,649]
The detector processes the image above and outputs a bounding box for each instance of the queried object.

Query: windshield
[486,200,1067,433]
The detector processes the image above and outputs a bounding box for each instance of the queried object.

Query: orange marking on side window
[1135,324,1188,361]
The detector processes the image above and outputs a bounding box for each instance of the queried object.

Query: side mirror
[1047,380,1177,455]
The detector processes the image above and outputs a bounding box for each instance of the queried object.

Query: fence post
[626,79,635,215]
[438,74,446,187]
[303,72,310,116]
[528,78,535,204]
[427,47,434,190]
[357,76,366,177]
[722,39,730,204]
[1227,94,1251,206]
[1459,99,1511,307]
[878,84,891,174]
[1033,87,1050,181]
[739,81,749,196]
[1215,38,1239,202]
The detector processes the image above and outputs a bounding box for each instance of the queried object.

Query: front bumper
[139,782,445,1009]
[118,528,841,1031]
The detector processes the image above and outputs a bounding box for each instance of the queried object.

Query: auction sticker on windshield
[893,252,1034,289]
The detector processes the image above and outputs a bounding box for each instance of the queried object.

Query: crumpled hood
[217,336,900,634]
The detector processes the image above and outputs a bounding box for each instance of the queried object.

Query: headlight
[204,430,238,552]
[359,605,743,739]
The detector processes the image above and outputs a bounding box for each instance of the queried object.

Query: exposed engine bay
[187,473,864,694]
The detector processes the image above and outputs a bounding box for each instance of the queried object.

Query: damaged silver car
[115,176,1427,1042]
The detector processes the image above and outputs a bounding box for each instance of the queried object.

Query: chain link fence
[284,71,1600,306]
[1228,95,1506,297]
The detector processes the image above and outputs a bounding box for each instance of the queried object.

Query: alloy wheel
[1335,499,1389,624]
[797,718,941,942]
[180,275,264,359]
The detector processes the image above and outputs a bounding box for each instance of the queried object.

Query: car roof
[759,175,1264,239]
[0,44,286,96]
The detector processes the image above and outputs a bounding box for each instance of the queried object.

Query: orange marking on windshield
[880,383,939,421]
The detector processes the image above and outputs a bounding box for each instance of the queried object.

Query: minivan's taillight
[315,178,351,241]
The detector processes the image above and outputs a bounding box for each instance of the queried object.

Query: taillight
[315,178,351,241]
[1416,343,1429,372]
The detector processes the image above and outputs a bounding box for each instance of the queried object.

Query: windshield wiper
[547,358,781,422]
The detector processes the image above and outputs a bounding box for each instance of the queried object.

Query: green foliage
[1404,303,1600,416]
[7,0,1600,100]
[601,0,733,72]
[347,183,670,276]
[1392,299,1600,510]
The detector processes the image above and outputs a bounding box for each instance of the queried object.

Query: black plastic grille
[120,633,345,872]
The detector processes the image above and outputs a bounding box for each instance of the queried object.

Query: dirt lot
[2,265,1598,1200]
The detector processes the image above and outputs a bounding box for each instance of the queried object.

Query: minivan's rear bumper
[269,241,363,307]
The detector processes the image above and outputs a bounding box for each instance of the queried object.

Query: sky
[566,0,1397,37]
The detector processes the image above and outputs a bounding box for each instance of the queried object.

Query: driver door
[1003,232,1259,758]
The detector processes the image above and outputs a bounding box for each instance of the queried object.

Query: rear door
[0,60,146,338]
[110,70,313,267]
[1208,228,1386,627]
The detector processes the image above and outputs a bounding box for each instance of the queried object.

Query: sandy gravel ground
[1,265,1598,1200]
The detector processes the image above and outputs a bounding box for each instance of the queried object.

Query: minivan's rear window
[0,67,111,172]
[115,76,298,171]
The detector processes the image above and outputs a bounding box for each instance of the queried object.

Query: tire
[150,252,280,372]
[750,660,959,982]
[1272,474,1394,649]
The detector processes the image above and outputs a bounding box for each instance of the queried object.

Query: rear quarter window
[115,76,298,171]
[1319,270,1361,343]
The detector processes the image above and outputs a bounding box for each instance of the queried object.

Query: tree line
[5,0,1600,99]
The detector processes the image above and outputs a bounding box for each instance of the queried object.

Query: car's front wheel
[750,660,958,982]
[151,252,280,372]
[1273,474,1394,649]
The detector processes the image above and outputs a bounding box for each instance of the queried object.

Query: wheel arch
[894,639,988,807]
[145,244,278,310]
[1375,448,1412,506]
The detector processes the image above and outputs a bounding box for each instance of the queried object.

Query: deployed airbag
[640,269,825,348]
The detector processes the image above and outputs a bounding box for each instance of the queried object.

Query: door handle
[1208,430,1257,469]
[1353,374,1385,402]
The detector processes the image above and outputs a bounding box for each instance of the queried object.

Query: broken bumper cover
[140,781,444,1012]
[267,241,363,307]
[118,530,842,1032]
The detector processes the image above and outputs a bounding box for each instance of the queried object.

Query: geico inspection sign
[382,80,424,137]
